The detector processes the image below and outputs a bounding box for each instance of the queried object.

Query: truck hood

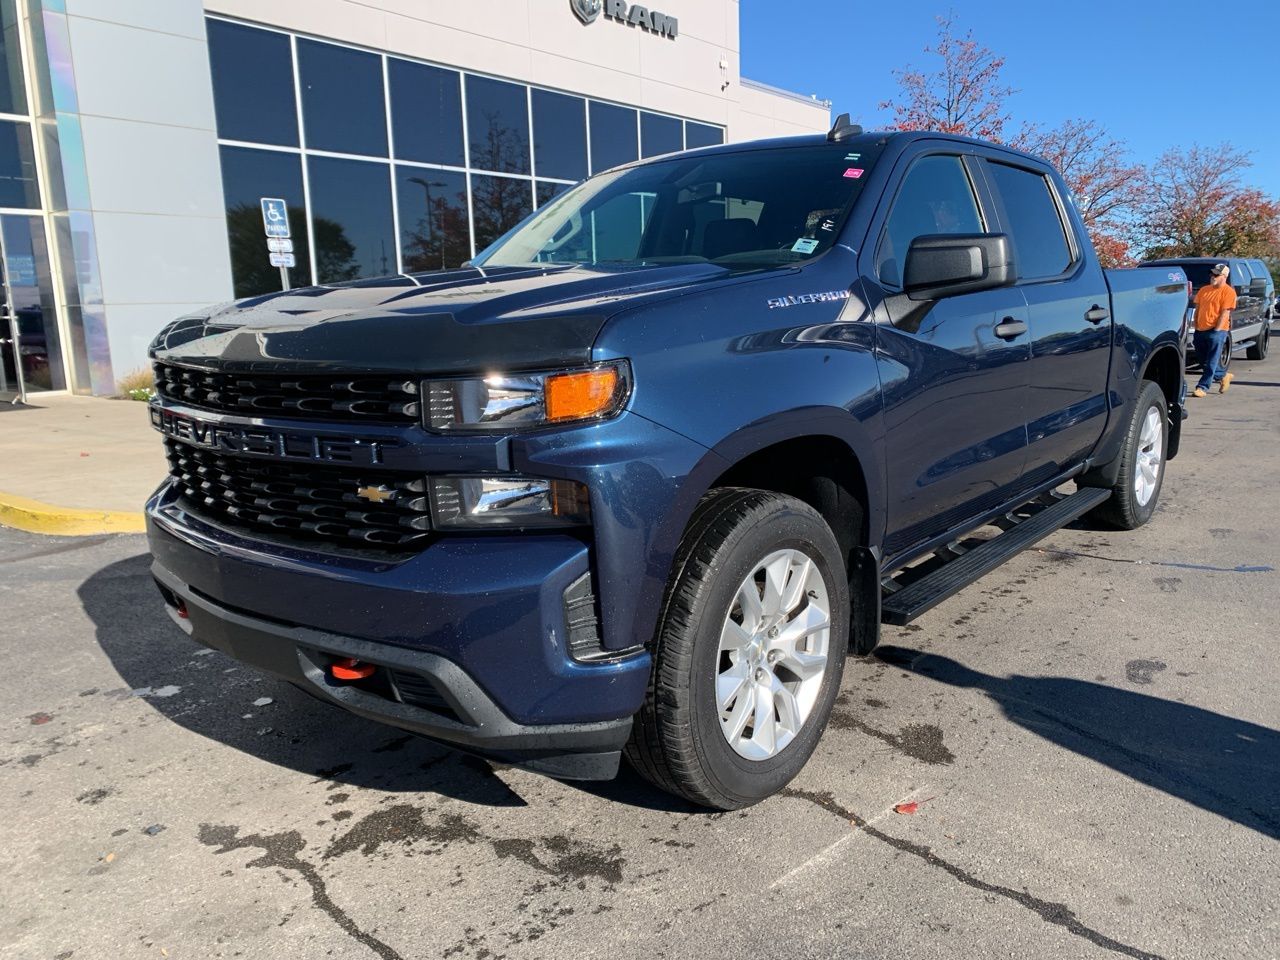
[151,262,749,374]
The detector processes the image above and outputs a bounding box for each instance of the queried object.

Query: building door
[0,214,62,403]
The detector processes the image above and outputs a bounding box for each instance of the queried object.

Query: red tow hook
[330,658,376,681]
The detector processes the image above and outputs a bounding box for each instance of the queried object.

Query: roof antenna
[827,113,863,142]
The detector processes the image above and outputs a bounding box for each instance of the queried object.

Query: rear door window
[985,161,1074,280]
[875,155,984,288]
[1231,262,1251,287]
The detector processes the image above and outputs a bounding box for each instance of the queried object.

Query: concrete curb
[0,491,146,537]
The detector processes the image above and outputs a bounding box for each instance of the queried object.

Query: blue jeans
[1193,330,1228,391]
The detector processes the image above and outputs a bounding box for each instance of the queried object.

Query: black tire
[1220,332,1233,372]
[1086,381,1168,530]
[625,488,849,809]
[1246,324,1269,361]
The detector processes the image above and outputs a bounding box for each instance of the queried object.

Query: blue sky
[740,0,1280,198]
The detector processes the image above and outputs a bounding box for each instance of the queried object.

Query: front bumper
[146,485,650,779]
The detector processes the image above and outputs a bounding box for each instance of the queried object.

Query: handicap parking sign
[260,198,290,239]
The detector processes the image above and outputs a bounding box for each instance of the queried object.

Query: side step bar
[880,487,1111,626]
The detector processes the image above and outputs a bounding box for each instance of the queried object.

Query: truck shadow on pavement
[875,645,1280,840]
[77,552,539,808]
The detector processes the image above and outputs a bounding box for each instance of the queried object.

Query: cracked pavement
[2,360,1277,959]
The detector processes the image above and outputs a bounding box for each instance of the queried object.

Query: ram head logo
[571,0,603,25]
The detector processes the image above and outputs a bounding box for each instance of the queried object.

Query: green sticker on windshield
[791,238,819,255]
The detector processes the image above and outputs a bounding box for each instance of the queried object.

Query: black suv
[1141,256,1270,366]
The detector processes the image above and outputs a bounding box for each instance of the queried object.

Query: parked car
[1245,258,1275,320]
[145,120,1188,809]
[1140,256,1270,366]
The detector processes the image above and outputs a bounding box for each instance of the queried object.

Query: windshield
[476,143,884,271]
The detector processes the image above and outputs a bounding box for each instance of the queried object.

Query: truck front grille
[164,438,431,551]
[153,363,421,424]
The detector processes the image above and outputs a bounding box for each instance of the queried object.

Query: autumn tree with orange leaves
[1138,145,1280,261]
[879,15,1015,142]
[877,15,1280,269]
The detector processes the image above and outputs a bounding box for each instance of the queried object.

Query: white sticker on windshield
[791,238,820,255]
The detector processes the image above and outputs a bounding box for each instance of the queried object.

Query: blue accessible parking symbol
[260,198,290,239]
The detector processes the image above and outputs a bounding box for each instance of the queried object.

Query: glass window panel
[876,155,983,288]
[536,180,570,208]
[466,76,530,175]
[0,120,41,209]
[0,0,27,115]
[297,39,387,157]
[207,20,298,147]
[685,122,724,149]
[471,174,532,253]
[986,161,1073,280]
[589,101,637,174]
[307,156,395,282]
[640,112,682,158]
[396,167,471,272]
[218,145,312,296]
[2,215,64,391]
[389,59,464,167]
[532,89,586,182]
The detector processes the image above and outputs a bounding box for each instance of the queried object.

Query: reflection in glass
[685,122,725,149]
[471,174,532,254]
[532,89,586,181]
[466,76,530,175]
[640,112,682,158]
[207,19,298,147]
[389,59,464,167]
[2,215,65,391]
[0,0,27,115]
[298,39,387,157]
[219,145,312,296]
[0,120,41,209]
[396,167,470,272]
[589,101,638,173]
[536,180,570,208]
[307,156,395,282]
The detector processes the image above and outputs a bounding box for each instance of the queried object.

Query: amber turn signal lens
[544,367,620,423]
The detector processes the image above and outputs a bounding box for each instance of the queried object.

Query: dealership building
[0,0,830,400]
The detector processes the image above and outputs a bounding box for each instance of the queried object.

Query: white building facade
[0,0,829,399]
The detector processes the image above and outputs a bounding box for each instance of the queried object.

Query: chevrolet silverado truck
[146,119,1188,809]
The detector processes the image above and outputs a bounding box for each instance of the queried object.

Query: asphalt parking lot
[3,358,1278,960]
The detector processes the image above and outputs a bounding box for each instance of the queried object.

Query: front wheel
[1085,381,1168,530]
[625,489,849,809]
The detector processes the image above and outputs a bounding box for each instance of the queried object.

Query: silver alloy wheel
[1134,405,1164,507]
[716,549,831,761]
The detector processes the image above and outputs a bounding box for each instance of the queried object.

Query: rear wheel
[1247,324,1269,360]
[1086,381,1167,530]
[1220,332,1234,373]
[625,489,849,809]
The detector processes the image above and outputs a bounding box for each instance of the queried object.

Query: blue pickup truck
[146,120,1188,808]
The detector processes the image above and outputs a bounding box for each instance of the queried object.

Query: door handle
[1085,305,1110,324]
[994,318,1028,340]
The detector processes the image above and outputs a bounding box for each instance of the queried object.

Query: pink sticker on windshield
[843,168,864,179]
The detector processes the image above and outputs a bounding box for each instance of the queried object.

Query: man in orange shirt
[1191,263,1237,397]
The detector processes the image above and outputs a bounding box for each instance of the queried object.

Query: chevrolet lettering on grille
[150,407,395,465]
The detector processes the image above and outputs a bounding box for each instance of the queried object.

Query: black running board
[880,487,1111,626]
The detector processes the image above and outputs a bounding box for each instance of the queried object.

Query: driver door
[868,151,1032,559]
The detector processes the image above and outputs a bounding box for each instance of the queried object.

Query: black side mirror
[1248,277,1268,297]
[903,233,1016,301]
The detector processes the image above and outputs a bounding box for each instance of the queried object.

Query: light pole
[408,176,448,271]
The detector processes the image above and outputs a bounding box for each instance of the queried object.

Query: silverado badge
[356,484,396,504]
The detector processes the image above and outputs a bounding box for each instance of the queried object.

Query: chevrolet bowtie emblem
[356,484,396,503]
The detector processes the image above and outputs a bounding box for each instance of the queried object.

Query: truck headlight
[429,476,591,529]
[423,362,629,432]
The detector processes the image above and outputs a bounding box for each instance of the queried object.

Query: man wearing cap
[1191,263,1237,397]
